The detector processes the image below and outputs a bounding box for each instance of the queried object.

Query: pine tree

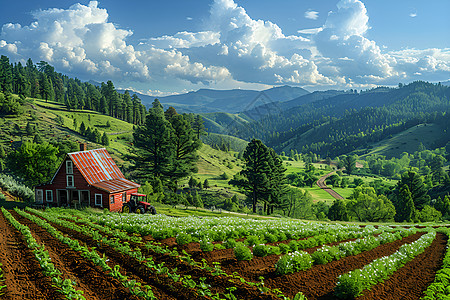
[79,121,86,136]
[192,114,206,139]
[101,132,109,146]
[266,148,288,215]
[231,139,272,213]
[203,179,210,189]
[133,99,174,180]
[165,108,201,187]
[192,191,203,209]
[395,171,430,210]
[394,184,416,222]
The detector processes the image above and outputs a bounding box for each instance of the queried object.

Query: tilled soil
[0,212,65,300]
[356,232,447,300]
[35,212,279,300]
[11,210,141,300]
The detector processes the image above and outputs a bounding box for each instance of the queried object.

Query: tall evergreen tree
[101,132,109,146]
[395,170,430,210]
[165,107,201,188]
[231,139,272,213]
[192,114,206,139]
[394,184,417,222]
[133,99,174,180]
[266,148,288,214]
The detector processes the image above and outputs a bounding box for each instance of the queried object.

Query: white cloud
[409,12,417,18]
[304,10,319,20]
[298,28,323,35]
[147,31,220,49]
[0,0,448,93]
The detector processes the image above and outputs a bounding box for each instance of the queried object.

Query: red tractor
[122,193,157,214]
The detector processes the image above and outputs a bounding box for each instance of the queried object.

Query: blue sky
[0,0,448,96]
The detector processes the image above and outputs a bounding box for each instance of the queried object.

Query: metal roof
[91,178,140,193]
[68,148,140,193]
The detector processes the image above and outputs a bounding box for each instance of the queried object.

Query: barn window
[66,161,73,174]
[67,175,74,187]
[110,195,114,204]
[122,192,126,202]
[36,189,43,203]
[46,190,53,202]
[95,194,102,206]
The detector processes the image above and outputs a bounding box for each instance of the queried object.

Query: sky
[0,0,449,96]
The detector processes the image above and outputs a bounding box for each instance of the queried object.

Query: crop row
[421,227,450,299]
[335,230,436,298]
[275,228,416,276]
[16,208,157,299]
[27,208,281,299]
[1,207,84,299]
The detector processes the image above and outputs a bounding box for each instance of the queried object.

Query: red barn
[35,145,140,212]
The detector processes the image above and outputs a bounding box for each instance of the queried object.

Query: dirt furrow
[39,213,280,300]
[264,232,425,299]
[357,232,447,300]
[0,212,64,300]
[11,210,141,300]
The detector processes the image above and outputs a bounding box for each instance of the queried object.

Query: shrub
[245,235,260,247]
[288,240,299,251]
[279,243,290,254]
[253,244,269,257]
[224,238,237,249]
[275,251,313,275]
[264,233,278,243]
[200,240,214,252]
[234,242,253,261]
[176,233,192,245]
[214,243,225,250]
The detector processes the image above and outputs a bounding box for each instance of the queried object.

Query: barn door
[80,191,90,208]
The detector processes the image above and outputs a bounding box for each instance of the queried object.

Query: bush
[245,235,260,246]
[200,240,214,252]
[264,233,278,243]
[224,238,237,249]
[279,243,290,254]
[275,251,313,275]
[288,240,299,251]
[234,242,253,261]
[253,244,269,257]
[176,233,192,245]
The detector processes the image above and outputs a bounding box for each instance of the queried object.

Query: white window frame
[66,160,73,174]
[36,189,43,203]
[67,175,74,187]
[46,190,53,202]
[95,194,103,207]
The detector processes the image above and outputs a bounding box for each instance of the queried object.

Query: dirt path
[316,169,345,200]
[0,212,64,300]
[11,210,141,300]
[357,232,447,300]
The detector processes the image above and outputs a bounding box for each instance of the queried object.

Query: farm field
[0,207,449,300]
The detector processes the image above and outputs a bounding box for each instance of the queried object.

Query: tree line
[0,55,147,125]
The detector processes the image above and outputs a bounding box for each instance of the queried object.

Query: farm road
[316,169,345,200]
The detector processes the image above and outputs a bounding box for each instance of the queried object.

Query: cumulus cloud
[0,0,448,93]
[0,1,231,86]
[304,10,319,20]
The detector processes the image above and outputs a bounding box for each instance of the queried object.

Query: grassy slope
[362,123,444,158]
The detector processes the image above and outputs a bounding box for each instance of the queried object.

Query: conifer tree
[203,179,210,189]
[101,132,109,146]
[192,114,206,139]
[395,170,430,210]
[232,139,272,213]
[133,99,174,180]
[394,184,417,222]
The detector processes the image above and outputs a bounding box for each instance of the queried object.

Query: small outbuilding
[35,144,140,212]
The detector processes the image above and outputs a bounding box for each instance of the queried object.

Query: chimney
[80,143,87,152]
